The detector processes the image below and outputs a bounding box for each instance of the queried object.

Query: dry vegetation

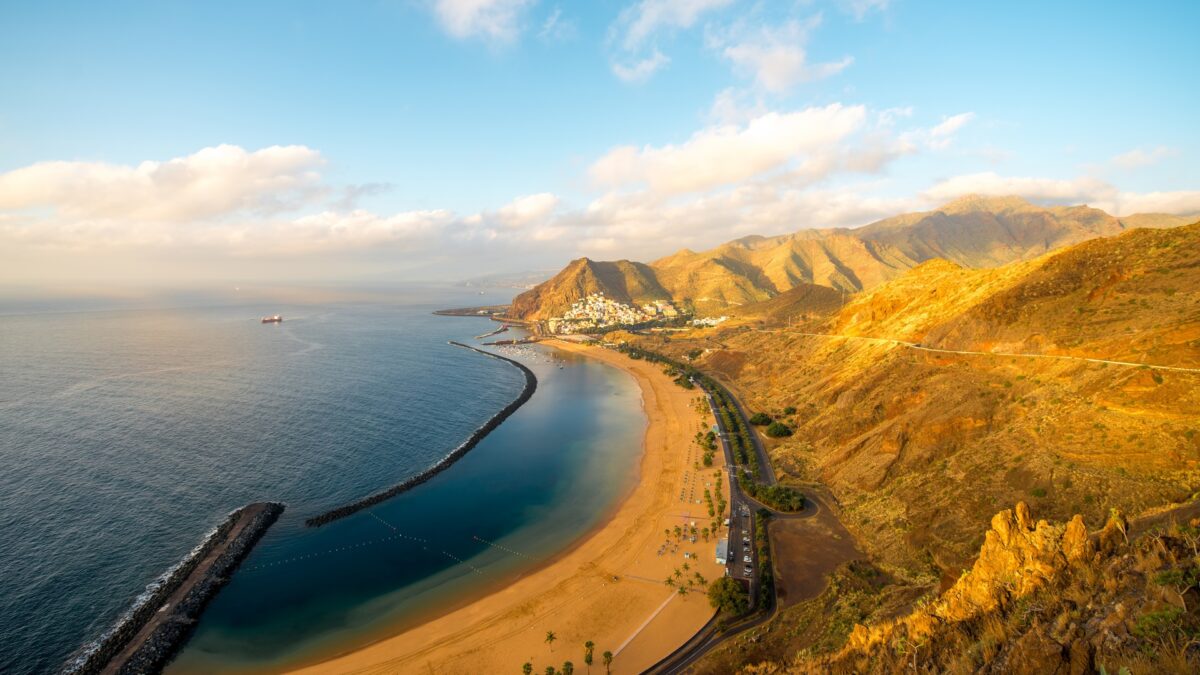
[618,222,1200,671]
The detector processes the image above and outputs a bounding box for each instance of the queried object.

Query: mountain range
[621,217,1200,673]
[508,195,1192,320]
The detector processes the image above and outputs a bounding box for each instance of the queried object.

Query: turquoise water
[0,291,645,674]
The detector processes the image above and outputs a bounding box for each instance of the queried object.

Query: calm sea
[0,290,645,674]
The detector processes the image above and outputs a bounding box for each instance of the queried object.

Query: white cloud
[1109,145,1178,170]
[0,144,325,222]
[929,112,975,139]
[713,17,853,92]
[923,172,1111,205]
[707,88,767,124]
[617,0,734,50]
[612,50,671,82]
[897,111,974,151]
[840,0,891,21]
[922,171,1200,216]
[1107,190,1200,216]
[538,7,576,41]
[430,0,536,41]
[589,104,868,194]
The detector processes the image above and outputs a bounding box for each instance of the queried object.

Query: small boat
[261,315,283,324]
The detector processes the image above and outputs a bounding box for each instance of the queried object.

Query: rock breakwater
[305,341,538,527]
[64,502,285,675]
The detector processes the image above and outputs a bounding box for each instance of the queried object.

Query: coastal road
[778,331,1200,374]
[647,375,828,674]
[699,385,759,597]
[719,380,777,486]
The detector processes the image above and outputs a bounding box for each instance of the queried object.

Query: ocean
[0,289,645,674]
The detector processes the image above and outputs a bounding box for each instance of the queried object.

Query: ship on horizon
[261,315,283,324]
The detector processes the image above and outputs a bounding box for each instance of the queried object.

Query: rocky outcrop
[788,502,1200,674]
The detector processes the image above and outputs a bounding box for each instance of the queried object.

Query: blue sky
[1,0,1197,287]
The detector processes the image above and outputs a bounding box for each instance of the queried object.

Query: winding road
[782,331,1200,374]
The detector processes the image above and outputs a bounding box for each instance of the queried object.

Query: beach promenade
[289,340,729,675]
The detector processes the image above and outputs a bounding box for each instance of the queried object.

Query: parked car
[743,555,752,563]
[743,566,753,575]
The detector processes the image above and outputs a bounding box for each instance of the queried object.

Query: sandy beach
[289,339,730,675]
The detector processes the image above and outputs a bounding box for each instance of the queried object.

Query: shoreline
[286,339,728,675]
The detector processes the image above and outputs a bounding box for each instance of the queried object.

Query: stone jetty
[305,341,538,527]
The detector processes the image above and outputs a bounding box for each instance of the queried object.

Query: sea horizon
[0,291,646,674]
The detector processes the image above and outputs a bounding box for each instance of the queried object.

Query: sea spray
[62,503,285,674]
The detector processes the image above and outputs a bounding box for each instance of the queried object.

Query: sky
[1,0,1198,291]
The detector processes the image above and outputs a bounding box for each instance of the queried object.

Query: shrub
[749,412,772,425]
[707,576,749,615]
[782,406,797,415]
[766,421,793,438]
[1133,606,1185,640]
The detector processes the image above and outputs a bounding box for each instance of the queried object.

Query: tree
[545,667,557,675]
[523,663,533,675]
[665,576,675,587]
[584,641,595,671]
[749,412,772,425]
[707,576,749,614]
[562,661,574,675]
[603,651,613,674]
[766,421,793,438]
[677,585,689,597]
[545,631,557,652]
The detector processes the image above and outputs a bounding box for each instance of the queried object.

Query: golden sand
[289,340,730,675]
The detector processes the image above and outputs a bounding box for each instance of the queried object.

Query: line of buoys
[239,529,425,573]
[473,534,531,559]
[304,342,537,527]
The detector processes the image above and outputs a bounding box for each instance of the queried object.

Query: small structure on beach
[715,538,729,564]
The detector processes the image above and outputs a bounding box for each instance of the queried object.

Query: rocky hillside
[508,196,1189,319]
[622,221,1200,672]
[506,257,670,320]
[648,222,1200,574]
[740,501,1200,674]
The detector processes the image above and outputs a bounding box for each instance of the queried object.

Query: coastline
[286,339,730,675]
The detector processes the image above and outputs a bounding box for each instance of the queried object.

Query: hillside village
[546,293,682,334]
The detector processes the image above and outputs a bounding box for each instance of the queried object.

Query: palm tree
[665,576,675,587]
[681,562,690,573]
[544,667,556,675]
[584,641,595,672]
[677,585,689,597]
[602,651,613,674]
[562,661,574,675]
[545,631,557,652]
[523,662,533,675]
[695,572,706,586]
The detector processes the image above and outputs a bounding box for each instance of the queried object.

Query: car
[743,555,752,563]
[743,566,753,575]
